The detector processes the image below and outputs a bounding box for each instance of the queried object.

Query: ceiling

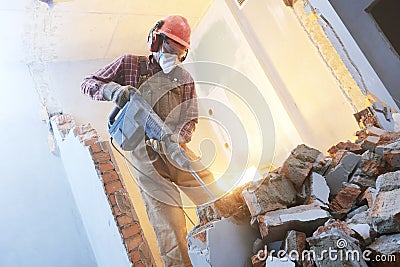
[0,0,213,64]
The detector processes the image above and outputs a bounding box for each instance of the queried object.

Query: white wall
[0,63,97,267]
[328,0,400,108]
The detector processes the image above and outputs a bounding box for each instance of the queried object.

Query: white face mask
[158,52,179,74]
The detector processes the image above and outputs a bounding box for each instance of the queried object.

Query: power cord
[110,138,196,226]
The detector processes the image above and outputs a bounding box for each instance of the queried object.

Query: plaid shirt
[81,54,198,143]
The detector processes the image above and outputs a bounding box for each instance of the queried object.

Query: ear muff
[147,20,164,52]
[179,49,189,62]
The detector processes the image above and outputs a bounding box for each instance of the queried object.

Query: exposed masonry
[53,114,153,267]
[291,0,368,112]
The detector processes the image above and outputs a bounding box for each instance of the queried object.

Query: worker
[81,15,216,266]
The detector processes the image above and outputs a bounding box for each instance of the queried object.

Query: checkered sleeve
[176,79,199,143]
[80,55,125,100]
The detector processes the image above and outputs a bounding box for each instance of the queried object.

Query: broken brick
[328,141,364,157]
[279,144,322,188]
[329,183,361,216]
[280,156,313,188]
[350,151,383,189]
[243,173,297,217]
[214,185,250,223]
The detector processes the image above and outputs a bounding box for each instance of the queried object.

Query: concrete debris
[307,227,368,267]
[367,234,400,266]
[325,152,361,195]
[350,151,383,189]
[280,156,313,189]
[257,201,330,243]
[187,126,400,266]
[279,144,323,188]
[329,183,361,216]
[214,185,250,223]
[242,173,297,217]
[383,140,400,171]
[187,218,259,267]
[309,172,330,206]
[346,205,368,220]
[376,171,400,192]
[371,188,400,234]
[366,126,387,137]
[377,132,400,146]
[361,135,380,152]
[281,230,307,266]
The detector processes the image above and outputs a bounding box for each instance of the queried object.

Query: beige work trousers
[128,139,219,267]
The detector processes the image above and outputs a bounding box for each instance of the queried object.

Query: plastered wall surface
[328,0,400,107]
[0,63,97,267]
[225,0,360,153]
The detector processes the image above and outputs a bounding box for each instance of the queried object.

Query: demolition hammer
[108,91,215,199]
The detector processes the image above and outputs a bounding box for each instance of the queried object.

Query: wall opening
[366,0,400,57]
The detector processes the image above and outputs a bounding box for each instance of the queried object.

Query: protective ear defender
[147,20,164,52]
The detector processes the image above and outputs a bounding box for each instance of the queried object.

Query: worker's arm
[175,79,198,143]
[80,55,127,101]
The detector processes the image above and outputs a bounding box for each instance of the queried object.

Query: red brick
[130,249,140,263]
[329,183,361,215]
[105,181,123,194]
[126,234,143,252]
[117,215,134,227]
[83,138,98,147]
[89,142,103,153]
[112,205,123,216]
[109,193,117,205]
[122,224,141,239]
[102,170,119,184]
[91,151,111,163]
[73,123,92,136]
[97,161,114,174]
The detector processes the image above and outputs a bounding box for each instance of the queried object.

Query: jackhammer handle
[108,106,121,127]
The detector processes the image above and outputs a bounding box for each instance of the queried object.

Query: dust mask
[158,52,178,74]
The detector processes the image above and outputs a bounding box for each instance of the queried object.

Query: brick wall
[53,114,154,267]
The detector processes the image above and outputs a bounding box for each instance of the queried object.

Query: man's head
[148,15,191,63]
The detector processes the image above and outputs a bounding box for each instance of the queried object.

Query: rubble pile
[190,125,400,266]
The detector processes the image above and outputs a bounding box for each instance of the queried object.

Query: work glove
[102,82,138,109]
[146,134,184,154]
[146,139,166,154]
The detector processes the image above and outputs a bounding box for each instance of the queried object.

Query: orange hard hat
[157,15,191,48]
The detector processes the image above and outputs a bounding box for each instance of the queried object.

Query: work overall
[126,63,215,267]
